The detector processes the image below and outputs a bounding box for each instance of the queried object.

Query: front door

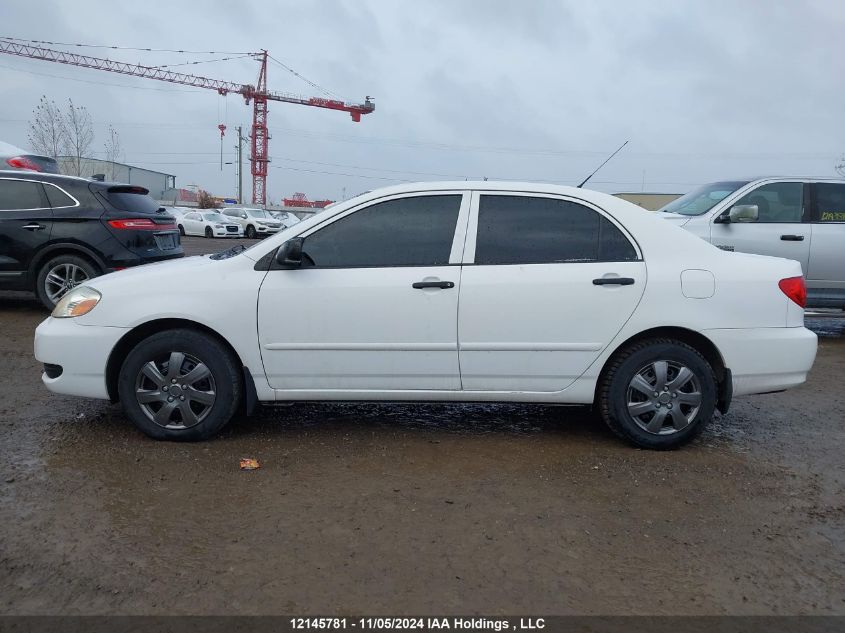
[458,192,646,392]
[257,192,470,391]
[709,181,811,273]
[0,178,53,288]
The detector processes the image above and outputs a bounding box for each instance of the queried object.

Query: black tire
[204,226,213,238]
[597,338,717,450]
[117,329,242,441]
[35,254,99,310]
[178,224,185,236]
[245,224,257,239]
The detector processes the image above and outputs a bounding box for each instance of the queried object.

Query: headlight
[214,224,224,228]
[51,286,102,318]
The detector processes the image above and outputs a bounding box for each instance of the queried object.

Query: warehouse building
[56,157,176,199]
[613,192,682,211]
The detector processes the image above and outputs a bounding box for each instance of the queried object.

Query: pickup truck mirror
[728,204,759,223]
[275,237,304,268]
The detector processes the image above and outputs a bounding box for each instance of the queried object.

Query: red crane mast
[0,39,375,204]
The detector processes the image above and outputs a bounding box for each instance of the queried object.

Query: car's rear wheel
[204,226,213,238]
[35,254,99,310]
[117,329,242,441]
[597,338,717,449]
[245,224,257,239]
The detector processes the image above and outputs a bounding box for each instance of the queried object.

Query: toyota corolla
[34,182,818,449]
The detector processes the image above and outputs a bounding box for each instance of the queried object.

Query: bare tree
[103,125,123,180]
[836,155,845,178]
[27,96,66,159]
[63,99,94,176]
[197,190,221,209]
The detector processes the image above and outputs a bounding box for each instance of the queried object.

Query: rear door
[457,192,645,392]
[806,182,845,306]
[0,177,52,287]
[709,181,811,273]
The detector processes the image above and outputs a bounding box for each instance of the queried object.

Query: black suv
[0,170,183,309]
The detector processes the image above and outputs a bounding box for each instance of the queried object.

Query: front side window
[0,179,45,211]
[732,182,804,223]
[474,195,637,265]
[815,183,845,222]
[302,195,462,267]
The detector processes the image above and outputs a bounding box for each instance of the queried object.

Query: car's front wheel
[597,338,717,449]
[245,224,257,239]
[178,224,185,236]
[117,329,242,441]
[205,226,213,238]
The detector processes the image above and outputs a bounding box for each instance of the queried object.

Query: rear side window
[303,195,462,267]
[102,186,160,213]
[815,183,845,222]
[44,184,76,208]
[0,179,46,210]
[474,195,637,265]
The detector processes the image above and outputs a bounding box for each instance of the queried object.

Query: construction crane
[0,39,375,204]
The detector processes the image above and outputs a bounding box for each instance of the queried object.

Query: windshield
[204,213,226,222]
[245,208,270,218]
[659,181,748,216]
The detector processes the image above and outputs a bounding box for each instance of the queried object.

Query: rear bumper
[34,317,128,399]
[703,326,818,396]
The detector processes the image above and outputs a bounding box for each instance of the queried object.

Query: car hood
[85,255,219,291]
[656,212,692,226]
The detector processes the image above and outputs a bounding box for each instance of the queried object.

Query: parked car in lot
[0,140,59,174]
[178,210,243,238]
[35,181,817,449]
[221,207,282,238]
[0,170,183,309]
[269,210,301,227]
[659,177,845,309]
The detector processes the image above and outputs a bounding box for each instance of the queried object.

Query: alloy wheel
[44,262,90,304]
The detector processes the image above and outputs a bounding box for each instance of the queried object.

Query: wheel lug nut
[167,396,174,402]
[163,386,168,392]
[180,395,185,401]
[171,378,177,384]
[667,404,673,409]
[653,392,659,397]
[673,393,677,398]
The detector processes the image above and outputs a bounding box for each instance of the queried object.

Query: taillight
[6,156,42,171]
[108,219,176,230]
[778,276,806,308]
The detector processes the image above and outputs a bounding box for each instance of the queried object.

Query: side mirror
[729,204,758,223]
[275,237,304,268]
[240,213,248,219]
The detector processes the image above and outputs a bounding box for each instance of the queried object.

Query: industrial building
[56,157,176,199]
[613,192,681,211]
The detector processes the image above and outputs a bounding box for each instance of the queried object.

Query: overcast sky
[1,0,843,204]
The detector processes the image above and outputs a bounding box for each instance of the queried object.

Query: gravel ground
[0,237,843,615]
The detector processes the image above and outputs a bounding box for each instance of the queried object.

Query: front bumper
[34,317,129,400]
[255,224,281,233]
[703,326,818,396]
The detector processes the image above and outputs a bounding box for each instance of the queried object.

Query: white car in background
[221,207,282,238]
[178,210,243,238]
[269,210,301,228]
[34,181,817,450]
[0,140,59,173]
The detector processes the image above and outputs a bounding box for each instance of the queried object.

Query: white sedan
[178,211,243,238]
[34,181,817,449]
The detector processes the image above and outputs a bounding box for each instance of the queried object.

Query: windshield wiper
[210,244,247,260]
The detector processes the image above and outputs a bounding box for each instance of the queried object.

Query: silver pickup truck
[658,177,845,309]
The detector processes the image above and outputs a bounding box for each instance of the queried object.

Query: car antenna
[577,140,629,188]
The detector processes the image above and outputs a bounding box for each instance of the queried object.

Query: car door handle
[22,223,46,231]
[593,277,635,286]
[412,280,455,289]
[780,234,805,241]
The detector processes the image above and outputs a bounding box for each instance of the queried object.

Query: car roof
[0,169,91,184]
